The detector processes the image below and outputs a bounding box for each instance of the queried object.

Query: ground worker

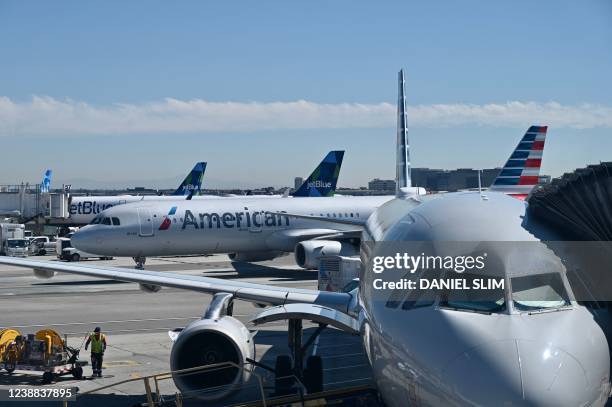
[84,327,107,378]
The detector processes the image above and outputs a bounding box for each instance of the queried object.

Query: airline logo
[490,126,547,199]
[159,206,177,230]
[308,181,332,188]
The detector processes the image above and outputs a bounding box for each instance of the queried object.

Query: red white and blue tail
[489,125,547,200]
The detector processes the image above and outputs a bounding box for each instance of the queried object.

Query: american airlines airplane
[1,71,607,406]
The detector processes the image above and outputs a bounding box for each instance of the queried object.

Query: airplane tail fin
[489,125,548,199]
[40,169,52,193]
[172,162,207,196]
[291,151,345,197]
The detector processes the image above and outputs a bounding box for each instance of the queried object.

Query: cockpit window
[101,217,111,225]
[112,217,120,226]
[91,216,101,225]
[440,273,506,313]
[511,273,570,312]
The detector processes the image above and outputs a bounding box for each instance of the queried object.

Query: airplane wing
[0,257,352,313]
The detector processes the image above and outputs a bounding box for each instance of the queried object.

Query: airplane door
[137,208,154,237]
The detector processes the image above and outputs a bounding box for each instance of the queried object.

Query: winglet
[172,162,207,196]
[396,70,426,198]
[292,151,345,197]
[489,126,548,200]
[396,69,410,193]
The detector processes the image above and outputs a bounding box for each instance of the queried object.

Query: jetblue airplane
[67,128,543,270]
[1,70,608,406]
[40,169,52,193]
[68,162,208,225]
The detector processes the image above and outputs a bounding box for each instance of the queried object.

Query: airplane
[66,126,544,271]
[1,70,608,406]
[40,169,52,193]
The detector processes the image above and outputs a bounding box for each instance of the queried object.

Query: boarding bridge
[528,162,612,240]
[0,184,69,222]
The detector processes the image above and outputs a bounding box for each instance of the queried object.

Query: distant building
[368,178,396,191]
[294,177,304,190]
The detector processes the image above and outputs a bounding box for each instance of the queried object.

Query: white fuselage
[71,196,392,257]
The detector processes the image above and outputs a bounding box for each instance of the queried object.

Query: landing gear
[273,320,327,396]
[133,256,146,270]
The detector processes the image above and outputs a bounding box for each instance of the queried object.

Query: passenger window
[350,213,354,218]
[112,217,120,226]
[102,217,111,225]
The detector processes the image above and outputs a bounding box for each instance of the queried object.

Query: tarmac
[0,253,374,406]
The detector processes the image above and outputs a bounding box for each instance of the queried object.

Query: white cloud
[0,96,611,137]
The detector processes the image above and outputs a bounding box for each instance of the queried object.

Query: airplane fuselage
[358,191,611,406]
[72,196,392,256]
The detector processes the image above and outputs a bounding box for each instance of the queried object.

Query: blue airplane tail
[292,151,345,197]
[40,169,52,193]
[172,162,207,196]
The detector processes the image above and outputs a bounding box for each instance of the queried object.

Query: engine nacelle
[139,283,162,293]
[33,269,55,279]
[228,251,282,262]
[295,240,358,269]
[170,316,254,401]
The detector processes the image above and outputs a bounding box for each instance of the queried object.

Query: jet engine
[33,269,55,279]
[228,251,283,262]
[170,316,254,400]
[294,240,358,269]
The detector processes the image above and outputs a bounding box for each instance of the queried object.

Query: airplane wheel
[39,249,46,256]
[4,362,15,374]
[71,253,80,262]
[72,366,83,379]
[42,371,54,384]
[274,355,294,395]
[304,355,323,393]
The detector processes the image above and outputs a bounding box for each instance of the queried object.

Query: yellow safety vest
[89,334,105,353]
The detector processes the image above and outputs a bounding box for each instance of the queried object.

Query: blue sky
[1,1,611,188]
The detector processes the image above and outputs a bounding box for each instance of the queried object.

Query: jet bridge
[528,162,612,240]
[0,184,69,223]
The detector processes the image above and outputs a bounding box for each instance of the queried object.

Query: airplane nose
[442,339,600,406]
[71,228,98,253]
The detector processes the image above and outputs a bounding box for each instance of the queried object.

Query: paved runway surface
[0,254,374,406]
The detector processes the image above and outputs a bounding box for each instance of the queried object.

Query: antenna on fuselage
[396,69,413,198]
